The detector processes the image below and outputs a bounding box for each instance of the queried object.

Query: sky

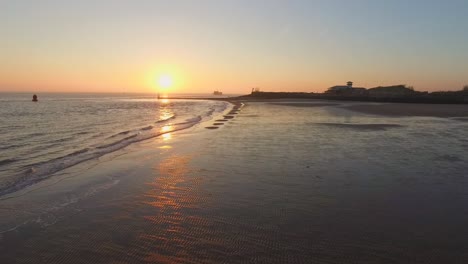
[1,0,467,94]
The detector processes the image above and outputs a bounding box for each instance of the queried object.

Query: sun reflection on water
[160,126,173,142]
[162,133,172,141]
[145,155,192,210]
[158,97,173,122]
[161,125,172,133]
[158,145,172,149]
[140,154,208,262]
[160,110,172,120]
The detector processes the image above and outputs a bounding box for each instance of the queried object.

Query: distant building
[350,88,367,95]
[327,81,352,92]
[326,81,367,95]
[327,85,349,92]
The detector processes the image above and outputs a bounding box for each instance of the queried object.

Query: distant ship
[213,90,223,95]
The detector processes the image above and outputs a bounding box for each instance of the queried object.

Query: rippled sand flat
[1,101,468,263]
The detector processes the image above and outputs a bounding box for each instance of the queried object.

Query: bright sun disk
[157,75,173,89]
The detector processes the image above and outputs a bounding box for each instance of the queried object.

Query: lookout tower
[347,81,353,88]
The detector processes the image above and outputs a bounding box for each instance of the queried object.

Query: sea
[0,93,230,197]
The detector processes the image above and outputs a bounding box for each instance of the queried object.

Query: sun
[157,75,173,89]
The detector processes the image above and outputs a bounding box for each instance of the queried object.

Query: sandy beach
[252,99,468,118]
[1,100,468,263]
[343,102,468,117]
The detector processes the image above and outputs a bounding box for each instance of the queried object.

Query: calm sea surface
[0,93,229,196]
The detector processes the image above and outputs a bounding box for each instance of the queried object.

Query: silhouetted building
[326,81,367,95]
[349,88,367,95]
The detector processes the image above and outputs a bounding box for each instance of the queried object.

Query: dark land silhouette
[239,85,468,104]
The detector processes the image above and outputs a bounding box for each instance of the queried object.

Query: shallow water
[0,93,228,196]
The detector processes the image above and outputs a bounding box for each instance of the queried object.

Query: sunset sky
[1,0,467,94]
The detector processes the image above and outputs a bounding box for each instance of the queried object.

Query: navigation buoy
[32,94,38,102]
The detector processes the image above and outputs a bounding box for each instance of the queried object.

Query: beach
[1,100,468,263]
[246,98,468,117]
[343,102,468,117]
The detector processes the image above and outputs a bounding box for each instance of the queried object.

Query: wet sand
[315,123,404,131]
[269,102,339,107]
[343,103,468,117]
[245,98,468,118]
[1,101,468,263]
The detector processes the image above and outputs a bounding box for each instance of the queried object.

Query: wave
[108,130,131,138]
[0,99,230,197]
[97,134,138,149]
[107,115,175,139]
[0,158,17,167]
[16,148,91,171]
[174,116,202,125]
[47,136,75,144]
[0,117,201,197]
[156,115,176,123]
[13,132,46,141]
[74,131,90,135]
[0,143,27,151]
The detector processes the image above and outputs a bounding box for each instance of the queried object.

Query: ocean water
[0,93,229,197]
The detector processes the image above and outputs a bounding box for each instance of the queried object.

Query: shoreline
[235,91,468,104]
[167,96,468,118]
[0,99,237,200]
